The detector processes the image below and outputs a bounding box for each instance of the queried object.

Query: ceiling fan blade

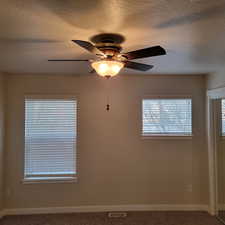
[123,46,166,60]
[72,40,104,56]
[89,69,96,73]
[124,61,154,71]
[48,59,89,61]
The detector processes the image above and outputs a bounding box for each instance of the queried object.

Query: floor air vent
[108,212,127,218]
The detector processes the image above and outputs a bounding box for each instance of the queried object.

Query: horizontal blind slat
[24,99,77,179]
[222,99,225,136]
[142,99,192,135]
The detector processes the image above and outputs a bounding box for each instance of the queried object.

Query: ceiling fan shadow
[38,0,115,30]
[155,4,225,29]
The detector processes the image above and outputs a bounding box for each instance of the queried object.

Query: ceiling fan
[48,33,166,78]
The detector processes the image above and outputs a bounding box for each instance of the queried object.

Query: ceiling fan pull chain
[106,76,110,111]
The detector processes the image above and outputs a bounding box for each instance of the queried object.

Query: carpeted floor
[0,211,222,225]
[218,210,225,223]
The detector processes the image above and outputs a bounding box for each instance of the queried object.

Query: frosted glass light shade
[91,60,124,77]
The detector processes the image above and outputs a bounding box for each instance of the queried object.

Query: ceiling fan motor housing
[90,33,125,56]
[90,33,125,44]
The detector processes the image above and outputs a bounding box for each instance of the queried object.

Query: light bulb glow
[99,63,108,73]
[91,60,124,77]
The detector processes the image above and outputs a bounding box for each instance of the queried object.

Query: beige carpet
[0,211,222,225]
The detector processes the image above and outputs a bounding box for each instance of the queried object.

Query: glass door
[216,99,225,223]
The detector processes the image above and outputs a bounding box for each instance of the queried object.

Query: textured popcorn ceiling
[0,0,225,75]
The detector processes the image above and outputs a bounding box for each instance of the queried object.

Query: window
[222,99,225,136]
[24,97,77,182]
[142,98,192,136]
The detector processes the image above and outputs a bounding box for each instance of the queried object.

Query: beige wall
[207,68,225,90]
[4,74,208,209]
[0,73,5,210]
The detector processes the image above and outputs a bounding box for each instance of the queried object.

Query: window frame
[23,94,78,184]
[141,95,193,139]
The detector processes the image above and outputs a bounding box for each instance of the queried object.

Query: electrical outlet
[186,184,193,192]
[6,188,11,197]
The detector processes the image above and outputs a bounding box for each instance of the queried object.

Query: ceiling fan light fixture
[91,60,124,77]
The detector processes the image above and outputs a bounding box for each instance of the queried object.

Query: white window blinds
[24,98,77,181]
[222,99,225,136]
[142,99,192,136]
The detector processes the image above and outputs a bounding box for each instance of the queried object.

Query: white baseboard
[2,204,210,216]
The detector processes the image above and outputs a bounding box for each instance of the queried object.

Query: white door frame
[207,87,225,215]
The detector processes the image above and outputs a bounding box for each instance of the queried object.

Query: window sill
[141,134,193,140]
[22,176,78,184]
